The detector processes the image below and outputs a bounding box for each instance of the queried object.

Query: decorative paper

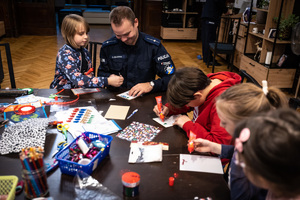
[116,121,161,142]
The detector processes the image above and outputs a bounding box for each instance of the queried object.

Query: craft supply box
[55,132,113,176]
[0,175,18,200]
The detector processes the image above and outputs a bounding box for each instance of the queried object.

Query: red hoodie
[166,71,241,145]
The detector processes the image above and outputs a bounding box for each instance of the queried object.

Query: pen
[127,109,138,119]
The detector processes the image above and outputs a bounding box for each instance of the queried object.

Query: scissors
[52,141,68,158]
[57,124,69,141]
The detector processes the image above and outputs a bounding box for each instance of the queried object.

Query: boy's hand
[173,115,191,128]
[153,105,169,117]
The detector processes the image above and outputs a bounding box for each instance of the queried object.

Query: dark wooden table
[0,89,230,200]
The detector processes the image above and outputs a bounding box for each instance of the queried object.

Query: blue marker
[127,109,138,119]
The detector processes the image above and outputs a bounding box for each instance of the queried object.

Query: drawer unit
[268,68,296,88]
[160,27,197,40]
[233,50,243,69]
[0,21,5,37]
[240,55,268,86]
[240,55,296,88]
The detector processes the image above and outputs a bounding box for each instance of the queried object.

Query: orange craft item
[188,131,196,154]
[155,96,165,122]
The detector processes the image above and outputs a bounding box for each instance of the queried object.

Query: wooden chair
[0,43,16,88]
[207,16,241,73]
[88,41,102,76]
[238,69,261,87]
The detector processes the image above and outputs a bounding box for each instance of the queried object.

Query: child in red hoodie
[153,67,241,146]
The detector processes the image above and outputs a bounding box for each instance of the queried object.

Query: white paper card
[153,114,181,128]
[128,144,163,163]
[179,154,223,174]
[117,90,138,100]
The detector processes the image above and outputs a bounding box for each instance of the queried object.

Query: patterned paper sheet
[116,121,161,142]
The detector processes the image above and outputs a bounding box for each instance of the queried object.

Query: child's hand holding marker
[154,96,168,122]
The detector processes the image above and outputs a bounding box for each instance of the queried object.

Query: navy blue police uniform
[97,31,175,92]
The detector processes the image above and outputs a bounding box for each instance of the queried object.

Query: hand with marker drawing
[107,74,124,87]
[153,104,169,118]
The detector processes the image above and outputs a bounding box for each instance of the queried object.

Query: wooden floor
[0,25,231,89]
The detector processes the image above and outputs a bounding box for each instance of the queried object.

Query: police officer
[98,6,175,97]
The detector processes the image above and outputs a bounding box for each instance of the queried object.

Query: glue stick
[188,131,196,154]
[77,137,90,155]
[155,96,165,122]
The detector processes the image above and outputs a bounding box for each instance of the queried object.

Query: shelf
[253,7,269,12]
[163,11,185,14]
[264,37,291,44]
[249,32,265,39]
[186,12,198,15]
[162,11,198,15]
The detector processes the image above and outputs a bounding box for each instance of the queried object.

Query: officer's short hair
[167,67,211,108]
[109,6,136,26]
[61,14,90,48]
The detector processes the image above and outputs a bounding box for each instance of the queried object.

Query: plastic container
[122,172,140,197]
[55,132,113,176]
[0,175,18,200]
[22,167,49,199]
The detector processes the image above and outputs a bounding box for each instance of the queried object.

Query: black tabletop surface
[0,89,230,200]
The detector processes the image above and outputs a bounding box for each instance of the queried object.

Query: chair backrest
[88,41,102,76]
[0,43,16,88]
[215,16,241,50]
[238,69,261,87]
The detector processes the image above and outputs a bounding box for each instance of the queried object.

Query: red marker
[188,131,196,153]
[155,96,165,122]
[84,68,94,75]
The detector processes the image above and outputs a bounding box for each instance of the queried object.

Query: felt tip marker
[127,109,138,119]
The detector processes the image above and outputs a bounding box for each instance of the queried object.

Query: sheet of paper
[54,106,107,124]
[104,105,130,120]
[153,114,181,128]
[117,90,138,100]
[179,154,223,174]
[68,120,121,138]
[128,145,163,163]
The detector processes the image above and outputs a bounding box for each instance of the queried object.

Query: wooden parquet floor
[0,25,231,89]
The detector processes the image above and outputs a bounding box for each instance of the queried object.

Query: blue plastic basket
[55,132,113,176]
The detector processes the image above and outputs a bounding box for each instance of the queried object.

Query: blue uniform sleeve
[152,44,175,92]
[58,49,107,88]
[230,151,267,200]
[97,46,112,77]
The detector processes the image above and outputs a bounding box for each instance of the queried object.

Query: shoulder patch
[102,38,118,47]
[144,36,161,46]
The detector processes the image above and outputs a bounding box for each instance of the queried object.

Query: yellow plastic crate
[0,176,18,200]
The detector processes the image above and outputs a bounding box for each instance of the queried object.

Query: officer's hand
[129,82,152,97]
[107,74,124,87]
[173,115,191,128]
[153,105,169,117]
